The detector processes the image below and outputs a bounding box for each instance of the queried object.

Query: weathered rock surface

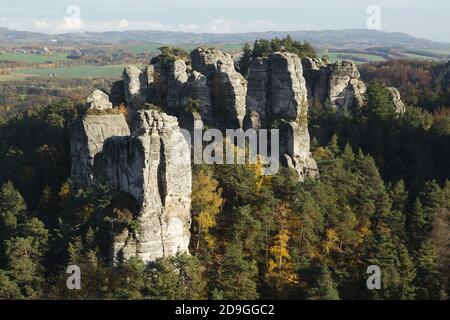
[302,58,366,110]
[86,90,113,110]
[245,57,269,129]
[245,52,318,180]
[185,71,214,128]
[191,47,247,129]
[123,65,149,110]
[70,114,130,190]
[95,110,192,265]
[387,87,406,114]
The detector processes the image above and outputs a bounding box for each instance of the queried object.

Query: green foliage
[145,254,206,300]
[307,266,340,300]
[0,182,26,242]
[238,35,317,76]
[183,98,201,114]
[214,242,259,300]
[156,46,190,65]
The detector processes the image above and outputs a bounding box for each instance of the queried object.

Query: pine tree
[307,266,340,300]
[0,270,22,299]
[397,244,416,300]
[0,182,27,242]
[216,242,259,300]
[146,253,206,300]
[238,43,253,76]
[366,230,399,299]
[415,240,443,300]
[409,199,428,253]
[5,237,44,298]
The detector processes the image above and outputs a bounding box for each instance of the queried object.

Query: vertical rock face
[70,114,130,190]
[165,60,190,113]
[151,60,190,113]
[191,47,235,77]
[302,59,366,110]
[244,52,318,181]
[269,52,308,119]
[245,57,269,129]
[187,71,214,127]
[123,65,149,110]
[191,47,247,129]
[387,87,406,114]
[95,110,192,265]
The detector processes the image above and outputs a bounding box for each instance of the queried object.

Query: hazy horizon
[0,0,449,42]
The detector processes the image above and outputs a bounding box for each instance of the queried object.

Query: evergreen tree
[5,237,44,298]
[146,254,206,300]
[409,199,428,253]
[415,240,444,299]
[307,266,340,300]
[215,242,259,300]
[0,182,27,243]
[397,244,416,300]
[238,43,253,76]
[0,270,22,299]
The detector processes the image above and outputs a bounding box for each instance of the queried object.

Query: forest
[0,40,449,300]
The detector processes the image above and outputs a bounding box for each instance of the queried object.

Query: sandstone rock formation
[302,58,366,110]
[123,65,149,110]
[70,114,130,190]
[95,110,192,265]
[191,47,247,129]
[387,87,406,114]
[245,52,318,180]
[86,90,113,110]
[70,46,409,266]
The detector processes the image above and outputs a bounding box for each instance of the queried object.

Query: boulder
[86,90,113,110]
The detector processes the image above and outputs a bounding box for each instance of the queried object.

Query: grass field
[403,53,438,60]
[0,64,144,81]
[324,51,386,64]
[421,48,450,55]
[0,52,69,63]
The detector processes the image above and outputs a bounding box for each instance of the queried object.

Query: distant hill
[0,27,448,50]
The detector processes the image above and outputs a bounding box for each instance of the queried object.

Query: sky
[0,0,449,42]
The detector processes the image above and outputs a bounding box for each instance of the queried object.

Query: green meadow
[0,52,69,63]
[0,64,145,81]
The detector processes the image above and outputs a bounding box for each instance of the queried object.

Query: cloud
[0,16,278,34]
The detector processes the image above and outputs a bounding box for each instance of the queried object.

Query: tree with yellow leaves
[191,166,224,256]
[266,228,299,298]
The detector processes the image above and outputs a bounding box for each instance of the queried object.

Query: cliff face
[69,114,130,190]
[191,47,248,129]
[95,110,191,265]
[244,52,318,180]
[302,58,366,110]
[70,89,191,265]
